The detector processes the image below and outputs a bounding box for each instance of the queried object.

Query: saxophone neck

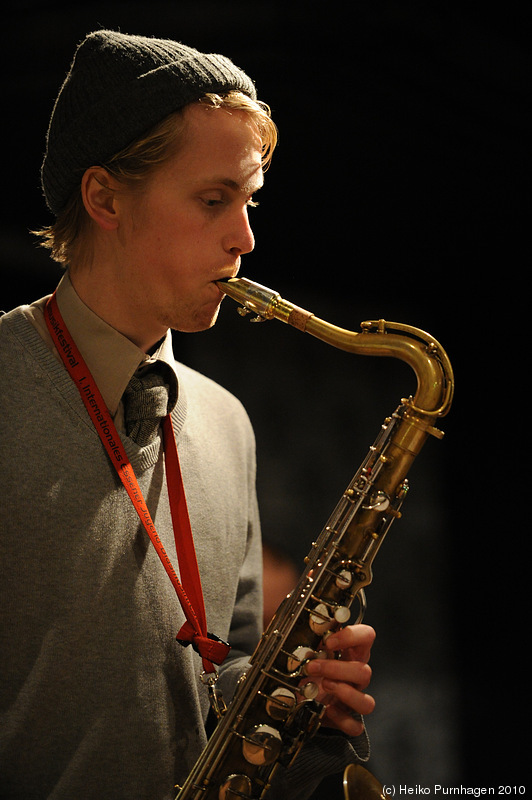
[217,277,454,419]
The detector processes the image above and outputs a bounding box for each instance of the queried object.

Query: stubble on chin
[163,300,222,334]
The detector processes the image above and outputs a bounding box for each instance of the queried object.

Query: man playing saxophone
[0,30,376,799]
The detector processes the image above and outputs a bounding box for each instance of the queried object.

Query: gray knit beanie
[41,29,257,216]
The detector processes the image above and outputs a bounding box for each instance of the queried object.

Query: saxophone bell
[343,764,392,800]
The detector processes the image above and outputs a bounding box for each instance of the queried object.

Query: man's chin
[171,305,221,334]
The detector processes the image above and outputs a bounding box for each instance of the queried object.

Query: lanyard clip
[200,670,227,720]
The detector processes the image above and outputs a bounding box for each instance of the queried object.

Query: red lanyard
[44,292,230,674]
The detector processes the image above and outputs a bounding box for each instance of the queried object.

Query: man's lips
[215,266,240,281]
[207,280,229,303]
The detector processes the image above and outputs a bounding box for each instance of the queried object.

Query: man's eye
[202,197,224,207]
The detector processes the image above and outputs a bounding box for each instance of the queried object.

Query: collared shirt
[25,271,178,433]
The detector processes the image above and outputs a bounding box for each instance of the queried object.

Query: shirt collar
[54,272,178,416]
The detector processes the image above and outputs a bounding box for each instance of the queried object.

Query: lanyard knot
[176,622,231,672]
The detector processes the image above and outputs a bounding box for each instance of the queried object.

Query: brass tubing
[217,277,453,418]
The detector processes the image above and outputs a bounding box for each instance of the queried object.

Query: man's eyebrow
[209,176,264,194]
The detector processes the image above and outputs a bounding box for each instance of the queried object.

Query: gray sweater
[0,305,262,798]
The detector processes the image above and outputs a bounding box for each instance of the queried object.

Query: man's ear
[81,167,120,231]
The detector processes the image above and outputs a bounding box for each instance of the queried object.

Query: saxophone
[175,277,454,800]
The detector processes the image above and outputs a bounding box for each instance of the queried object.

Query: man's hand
[304,623,376,737]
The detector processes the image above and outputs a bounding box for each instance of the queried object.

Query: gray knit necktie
[123,368,171,446]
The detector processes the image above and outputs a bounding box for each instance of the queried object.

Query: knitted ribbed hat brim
[41,30,257,216]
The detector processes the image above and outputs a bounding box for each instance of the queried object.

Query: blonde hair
[34,91,277,267]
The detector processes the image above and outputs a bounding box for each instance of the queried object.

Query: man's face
[114,103,264,337]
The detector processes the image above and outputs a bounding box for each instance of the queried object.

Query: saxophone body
[175,278,454,800]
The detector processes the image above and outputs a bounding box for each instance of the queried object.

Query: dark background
[2,1,529,789]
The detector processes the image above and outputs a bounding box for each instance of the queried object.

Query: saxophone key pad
[335,569,353,589]
[300,680,319,700]
[334,605,351,624]
[265,687,297,720]
[242,724,282,766]
[218,773,252,800]
[308,603,333,634]
[286,645,315,673]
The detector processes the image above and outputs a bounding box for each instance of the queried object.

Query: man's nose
[223,208,255,256]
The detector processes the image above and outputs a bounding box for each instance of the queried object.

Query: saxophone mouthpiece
[217,276,316,331]
[216,277,280,320]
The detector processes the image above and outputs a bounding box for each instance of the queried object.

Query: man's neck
[69,267,167,354]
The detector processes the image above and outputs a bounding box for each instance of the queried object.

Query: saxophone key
[300,680,320,700]
[218,773,252,800]
[241,724,282,766]
[308,602,333,634]
[334,605,351,624]
[362,490,390,511]
[335,568,353,589]
[286,645,319,673]
[265,687,297,721]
